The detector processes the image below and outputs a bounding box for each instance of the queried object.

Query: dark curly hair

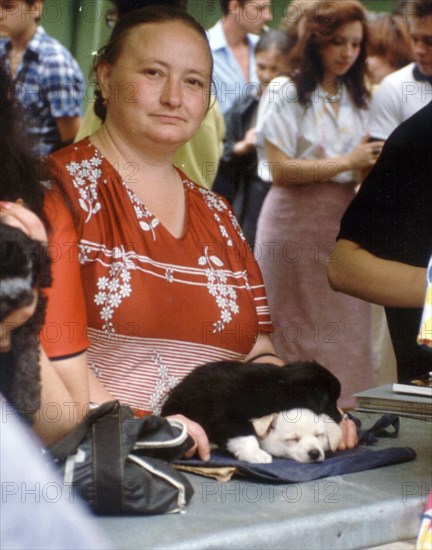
[288,0,370,109]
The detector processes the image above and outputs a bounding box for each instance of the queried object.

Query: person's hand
[233,128,257,155]
[244,127,257,147]
[346,136,384,171]
[0,201,47,243]
[338,416,358,450]
[166,414,211,461]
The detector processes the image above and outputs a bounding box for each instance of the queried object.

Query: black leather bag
[49,400,195,515]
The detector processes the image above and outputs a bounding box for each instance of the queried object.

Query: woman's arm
[244,332,284,365]
[264,138,383,187]
[32,349,87,445]
[328,239,427,308]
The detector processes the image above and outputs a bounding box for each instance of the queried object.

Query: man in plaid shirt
[0,0,84,156]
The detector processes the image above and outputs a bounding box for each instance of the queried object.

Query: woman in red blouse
[42,7,357,456]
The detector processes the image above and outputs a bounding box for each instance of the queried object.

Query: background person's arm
[328,238,427,308]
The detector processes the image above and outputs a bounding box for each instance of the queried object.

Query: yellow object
[417,256,432,349]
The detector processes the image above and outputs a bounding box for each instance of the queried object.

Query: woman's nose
[161,78,182,107]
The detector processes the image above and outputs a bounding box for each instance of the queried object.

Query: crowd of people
[0,0,431,494]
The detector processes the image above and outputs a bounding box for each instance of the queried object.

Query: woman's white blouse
[255,77,369,184]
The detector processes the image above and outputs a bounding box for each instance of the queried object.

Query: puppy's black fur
[161,361,342,448]
[0,223,51,423]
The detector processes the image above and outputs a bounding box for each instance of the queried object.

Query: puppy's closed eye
[285,436,300,443]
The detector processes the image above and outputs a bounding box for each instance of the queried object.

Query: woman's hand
[233,128,257,156]
[346,137,385,171]
[338,416,358,450]
[166,414,211,461]
[0,201,47,243]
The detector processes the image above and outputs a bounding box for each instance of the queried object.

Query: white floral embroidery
[198,186,245,247]
[149,351,179,414]
[92,246,135,335]
[199,246,239,333]
[125,187,160,241]
[79,244,92,265]
[66,154,104,223]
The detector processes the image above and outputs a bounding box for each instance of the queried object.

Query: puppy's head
[259,408,342,463]
[278,362,342,424]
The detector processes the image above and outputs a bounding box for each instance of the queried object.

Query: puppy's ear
[252,413,278,438]
[326,420,343,452]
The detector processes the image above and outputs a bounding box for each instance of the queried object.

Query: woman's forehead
[120,21,211,70]
[124,21,204,51]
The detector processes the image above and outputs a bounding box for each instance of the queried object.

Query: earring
[102,97,109,107]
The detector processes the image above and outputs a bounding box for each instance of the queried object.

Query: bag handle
[92,401,124,514]
[49,400,120,460]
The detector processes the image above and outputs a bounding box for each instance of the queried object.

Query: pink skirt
[255,182,373,409]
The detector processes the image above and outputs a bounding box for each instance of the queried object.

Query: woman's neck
[90,122,186,239]
[321,75,342,98]
[91,123,177,185]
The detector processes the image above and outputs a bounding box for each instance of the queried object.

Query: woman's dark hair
[288,0,370,108]
[367,14,413,71]
[255,29,292,58]
[92,6,213,122]
[113,0,188,15]
[0,63,45,222]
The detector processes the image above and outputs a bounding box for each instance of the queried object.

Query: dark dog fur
[161,360,342,449]
[0,223,51,423]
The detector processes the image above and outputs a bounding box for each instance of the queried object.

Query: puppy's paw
[227,435,273,464]
[244,448,273,464]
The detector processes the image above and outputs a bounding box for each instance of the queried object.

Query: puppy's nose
[308,449,321,462]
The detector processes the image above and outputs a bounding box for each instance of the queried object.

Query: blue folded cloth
[175,414,416,483]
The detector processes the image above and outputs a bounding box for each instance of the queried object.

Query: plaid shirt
[0,26,84,157]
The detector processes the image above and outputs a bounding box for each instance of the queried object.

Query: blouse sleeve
[40,185,89,359]
[256,77,301,159]
[220,195,274,334]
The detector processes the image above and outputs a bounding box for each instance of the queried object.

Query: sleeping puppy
[161,361,343,464]
[251,408,342,463]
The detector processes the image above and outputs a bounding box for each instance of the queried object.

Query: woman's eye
[144,68,160,77]
[186,78,203,88]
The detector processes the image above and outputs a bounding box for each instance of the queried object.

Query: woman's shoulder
[182,171,239,222]
[265,76,299,103]
[47,138,99,166]
[258,77,301,121]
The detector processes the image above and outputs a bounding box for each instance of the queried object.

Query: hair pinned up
[92,6,212,122]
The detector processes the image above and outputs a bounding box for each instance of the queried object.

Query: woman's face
[320,20,363,83]
[98,21,212,151]
[255,48,288,89]
[366,55,395,85]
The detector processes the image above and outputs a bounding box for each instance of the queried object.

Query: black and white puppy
[161,361,343,464]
